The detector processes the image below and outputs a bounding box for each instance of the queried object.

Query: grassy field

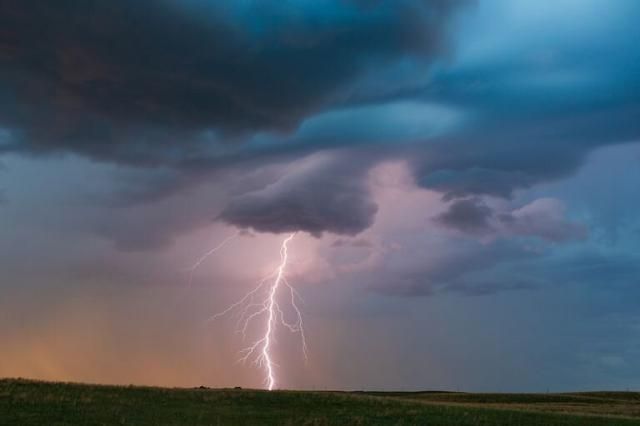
[1,379,639,425]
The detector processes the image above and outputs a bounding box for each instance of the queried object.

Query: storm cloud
[434,197,587,242]
[2,0,640,239]
[0,0,465,164]
[219,151,378,236]
[433,197,493,234]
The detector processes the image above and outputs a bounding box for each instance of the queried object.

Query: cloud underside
[1,0,639,238]
[0,0,462,161]
[434,197,587,242]
[219,153,378,236]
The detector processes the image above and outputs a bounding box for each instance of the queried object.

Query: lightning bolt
[187,231,239,286]
[196,232,307,390]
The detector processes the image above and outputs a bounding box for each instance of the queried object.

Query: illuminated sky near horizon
[1,0,639,391]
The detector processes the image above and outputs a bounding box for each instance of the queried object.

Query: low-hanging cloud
[433,197,493,234]
[219,152,378,237]
[434,197,587,243]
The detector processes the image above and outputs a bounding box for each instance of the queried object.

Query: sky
[1,0,639,392]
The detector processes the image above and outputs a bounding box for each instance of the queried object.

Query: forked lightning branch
[190,233,307,390]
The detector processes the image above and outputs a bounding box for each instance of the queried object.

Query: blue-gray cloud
[0,0,465,165]
[434,197,587,242]
[1,0,639,240]
[219,151,378,236]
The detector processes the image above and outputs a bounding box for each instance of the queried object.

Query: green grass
[360,390,640,420]
[1,379,639,425]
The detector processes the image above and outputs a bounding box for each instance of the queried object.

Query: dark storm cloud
[409,105,640,200]
[433,198,493,234]
[399,0,640,201]
[0,0,472,239]
[219,152,377,236]
[434,197,587,242]
[2,0,640,243]
[0,0,465,165]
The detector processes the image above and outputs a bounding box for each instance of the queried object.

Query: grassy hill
[1,379,639,425]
